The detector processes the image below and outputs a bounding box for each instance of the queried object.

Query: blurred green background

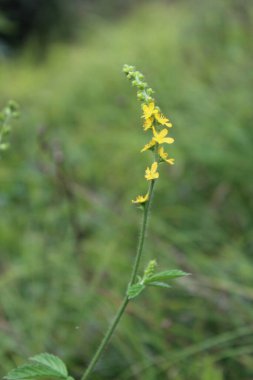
[0,0,253,379]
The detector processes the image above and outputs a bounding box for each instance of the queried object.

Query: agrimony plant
[5,65,188,380]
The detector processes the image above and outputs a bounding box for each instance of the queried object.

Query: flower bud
[137,91,144,101]
[147,88,154,95]
[139,82,147,90]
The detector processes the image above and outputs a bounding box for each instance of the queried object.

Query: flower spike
[123,64,175,201]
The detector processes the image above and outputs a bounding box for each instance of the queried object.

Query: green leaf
[5,353,69,380]
[147,281,171,289]
[30,353,68,378]
[127,283,145,299]
[144,269,189,284]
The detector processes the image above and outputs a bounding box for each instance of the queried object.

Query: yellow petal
[144,167,151,180]
[151,162,158,172]
[165,158,175,165]
[142,102,155,119]
[132,193,149,204]
[159,128,168,138]
[141,139,155,152]
[145,162,159,180]
[158,146,168,159]
[158,147,174,165]
[143,117,153,131]
[153,128,172,144]
[163,137,174,144]
[155,113,172,127]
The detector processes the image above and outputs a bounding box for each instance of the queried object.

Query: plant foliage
[5,353,71,380]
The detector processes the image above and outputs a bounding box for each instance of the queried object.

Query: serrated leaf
[5,353,68,380]
[144,269,189,284]
[5,364,60,380]
[30,353,68,378]
[147,281,171,289]
[127,283,145,299]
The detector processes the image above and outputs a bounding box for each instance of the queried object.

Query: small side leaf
[147,281,171,289]
[144,269,189,284]
[5,353,69,380]
[127,283,145,299]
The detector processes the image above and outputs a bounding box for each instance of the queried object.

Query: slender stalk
[81,180,156,380]
[81,296,129,380]
[129,179,155,286]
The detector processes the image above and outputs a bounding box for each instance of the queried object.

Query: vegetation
[0,0,140,52]
[0,101,19,153]
[0,0,252,379]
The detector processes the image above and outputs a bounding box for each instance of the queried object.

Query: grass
[0,0,253,379]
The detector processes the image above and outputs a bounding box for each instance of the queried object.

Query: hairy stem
[81,180,155,380]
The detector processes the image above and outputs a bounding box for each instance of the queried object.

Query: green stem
[81,180,156,380]
[129,179,155,286]
[81,296,129,380]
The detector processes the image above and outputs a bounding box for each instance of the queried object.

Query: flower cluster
[123,64,175,205]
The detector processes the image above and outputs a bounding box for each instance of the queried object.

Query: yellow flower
[145,162,159,180]
[142,102,158,120]
[153,128,174,145]
[132,193,149,204]
[155,113,172,128]
[143,116,154,131]
[158,146,175,165]
[141,139,156,152]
